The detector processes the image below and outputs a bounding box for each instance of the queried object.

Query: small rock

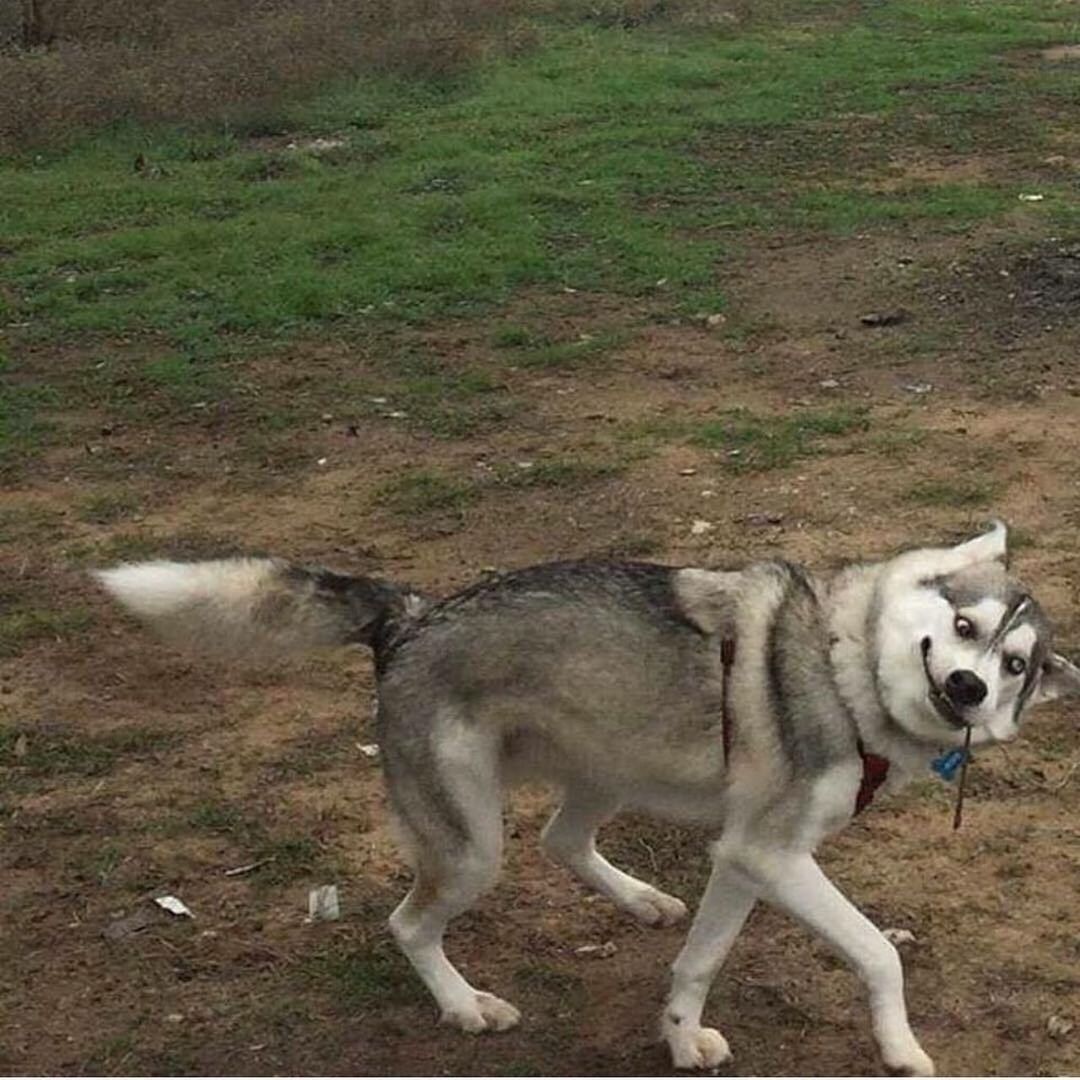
[819,378,841,389]
[860,310,908,327]
[1047,1015,1074,1039]
[1018,193,1045,202]
[385,410,408,419]
[679,467,698,476]
[704,313,727,329]
[316,458,328,467]
[321,413,334,423]
[903,382,933,395]
[574,941,617,958]
[690,519,714,536]
[165,1013,185,1024]
[744,512,784,527]
[356,743,380,759]
[369,396,388,405]
[882,928,917,946]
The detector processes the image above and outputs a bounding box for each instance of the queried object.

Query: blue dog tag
[931,749,967,781]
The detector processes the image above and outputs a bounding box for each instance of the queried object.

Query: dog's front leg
[748,851,934,1076]
[661,850,757,1070]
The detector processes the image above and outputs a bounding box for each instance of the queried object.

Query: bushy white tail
[96,558,423,659]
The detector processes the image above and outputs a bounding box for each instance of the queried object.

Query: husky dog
[96,522,1079,1075]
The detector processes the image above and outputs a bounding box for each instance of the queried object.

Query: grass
[0,722,174,777]
[651,406,871,472]
[906,478,998,508]
[1,1,1077,494]
[0,606,94,657]
[495,458,623,488]
[0,354,57,473]
[367,362,518,437]
[2,1,1075,351]
[77,489,142,525]
[376,455,623,516]
[308,942,426,1007]
[493,329,630,370]
[186,795,339,884]
[376,470,481,515]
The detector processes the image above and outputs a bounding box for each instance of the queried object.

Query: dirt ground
[3,211,1080,1076]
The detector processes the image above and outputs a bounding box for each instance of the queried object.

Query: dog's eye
[954,615,976,639]
[1005,655,1027,677]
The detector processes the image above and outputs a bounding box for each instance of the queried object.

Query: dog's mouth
[920,637,968,730]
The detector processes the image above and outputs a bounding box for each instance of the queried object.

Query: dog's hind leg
[540,786,687,926]
[386,727,519,1034]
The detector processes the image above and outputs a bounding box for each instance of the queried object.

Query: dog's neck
[824,561,952,779]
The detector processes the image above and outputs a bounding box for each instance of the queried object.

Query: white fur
[95,558,346,657]
[96,559,277,620]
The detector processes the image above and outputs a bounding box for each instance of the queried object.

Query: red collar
[855,741,891,814]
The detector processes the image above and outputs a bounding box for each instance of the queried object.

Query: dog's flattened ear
[951,518,1008,568]
[673,569,742,635]
[1033,652,1080,704]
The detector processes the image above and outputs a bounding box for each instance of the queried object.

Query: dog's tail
[95,558,428,660]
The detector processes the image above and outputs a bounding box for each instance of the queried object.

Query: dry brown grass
[0,0,553,151]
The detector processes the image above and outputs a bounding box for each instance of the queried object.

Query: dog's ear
[1033,652,1080,704]
[951,519,1008,568]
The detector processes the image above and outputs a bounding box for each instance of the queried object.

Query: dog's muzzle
[920,637,970,729]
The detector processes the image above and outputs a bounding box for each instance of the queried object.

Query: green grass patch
[514,331,629,370]
[77,489,142,525]
[377,455,623,517]
[185,795,339,883]
[0,503,66,546]
[905,478,997,508]
[188,800,248,834]
[495,457,623,488]
[0,355,58,472]
[3,1,1075,343]
[308,942,426,1007]
[1,722,175,776]
[690,406,869,471]
[0,606,94,657]
[375,469,481,515]
[372,363,518,438]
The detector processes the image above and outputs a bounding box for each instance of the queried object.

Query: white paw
[883,1044,935,1077]
[441,991,521,1034]
[665,1021,733,1071]
[623,886,688,927]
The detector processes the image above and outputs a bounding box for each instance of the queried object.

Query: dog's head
[874,521,1080,746]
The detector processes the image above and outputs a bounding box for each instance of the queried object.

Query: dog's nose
[944,669,987,707]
